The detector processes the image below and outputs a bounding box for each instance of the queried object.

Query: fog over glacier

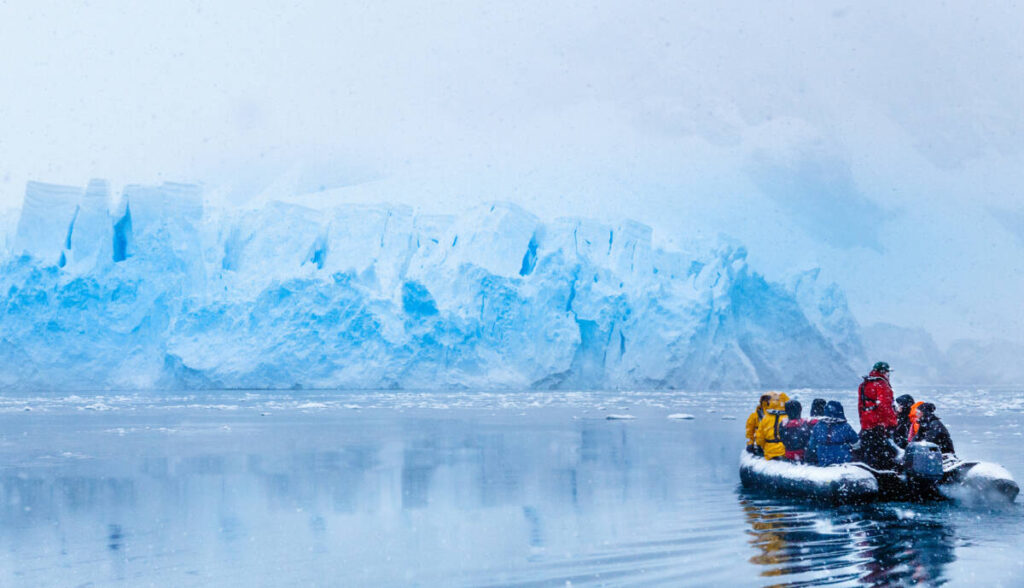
[2,1,1024,377]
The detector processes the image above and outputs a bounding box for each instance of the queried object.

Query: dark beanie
[895,394,915,408]
[785,400,802,420]
[810,398,827,417]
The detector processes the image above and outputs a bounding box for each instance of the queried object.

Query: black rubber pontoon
[739,451,878,503]
[739,450,1019,504]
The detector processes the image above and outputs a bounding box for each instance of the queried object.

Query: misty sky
[1,1,1023,346]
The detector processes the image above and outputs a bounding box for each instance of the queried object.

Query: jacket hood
[784,400,802,420]
[868,370,890,381]
[917,402,937,422]
[765,391,789,411]
[824,401,847,420]
[809,399,827,417]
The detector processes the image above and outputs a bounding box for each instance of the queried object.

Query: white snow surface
[964,462,1015,483]
[739,451,877,488]
[0,180,866,391]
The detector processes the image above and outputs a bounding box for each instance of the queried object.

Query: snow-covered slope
[861,323,946,385]
[0,180,864,391]
[862,323,1024,386]
[944,339,1024,386]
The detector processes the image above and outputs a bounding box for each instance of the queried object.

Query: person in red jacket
[857,361,899,470]
[779,400,811,462]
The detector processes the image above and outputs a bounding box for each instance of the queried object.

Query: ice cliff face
[0,180,864,391]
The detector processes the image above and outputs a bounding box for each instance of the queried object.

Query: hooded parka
[908,402,955,454]
[893,394,916,449]
[755,392,791,460]
[745,395,771,447]
[807,401,859,466]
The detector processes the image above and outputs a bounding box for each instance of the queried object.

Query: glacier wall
[0,180,866,391]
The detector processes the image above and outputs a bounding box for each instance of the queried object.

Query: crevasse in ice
[0,180,865,391]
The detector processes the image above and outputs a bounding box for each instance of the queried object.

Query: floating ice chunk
[606,414,636,420]
[895,508,917,520]
[667,413,695,420]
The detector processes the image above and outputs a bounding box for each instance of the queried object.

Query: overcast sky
[2,1,1023,346]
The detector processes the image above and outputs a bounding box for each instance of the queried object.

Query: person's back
[755,392,789,460]
[893,394,915,449]
[745,394,771,453]
[808,398,826,426]
[910,402,956,455]
[858,362,898,430]
[807,401,859,466]
[779,400,811,461]
[858,362,899,469]
[804,398,827,464]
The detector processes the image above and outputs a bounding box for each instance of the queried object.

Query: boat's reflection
[740,493,956,585]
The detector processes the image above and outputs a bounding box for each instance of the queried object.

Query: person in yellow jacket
[755,391,791,460]
[745,394,772,452]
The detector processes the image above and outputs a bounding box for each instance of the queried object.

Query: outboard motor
[904,441,943,481]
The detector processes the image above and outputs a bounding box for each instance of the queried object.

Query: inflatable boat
[739,450,879,503]
[739,441,1019,504]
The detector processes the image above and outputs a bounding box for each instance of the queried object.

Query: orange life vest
[907,401,925,443]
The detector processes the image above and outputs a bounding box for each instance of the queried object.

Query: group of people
[744,362,956,470]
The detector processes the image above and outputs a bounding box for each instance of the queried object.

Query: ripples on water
[0,390,1021,586]
[741,497,954,586]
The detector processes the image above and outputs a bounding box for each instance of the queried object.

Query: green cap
[872,361,891,373]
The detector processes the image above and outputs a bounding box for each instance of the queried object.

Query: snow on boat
[739,451,878,503]
[940,459,1020,503]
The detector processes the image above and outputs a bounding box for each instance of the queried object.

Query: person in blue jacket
[806,401,859,466]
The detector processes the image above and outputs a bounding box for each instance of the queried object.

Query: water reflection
[740,494,957,585]
[0,416,702,586]
[0,408,1017,586]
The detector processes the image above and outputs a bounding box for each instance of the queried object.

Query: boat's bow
[942,459,1019,503]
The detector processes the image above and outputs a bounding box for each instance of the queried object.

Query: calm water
[0,389,1021,586]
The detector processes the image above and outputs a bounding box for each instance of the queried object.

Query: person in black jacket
[912,403,955,455]
[893,394,915,448]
